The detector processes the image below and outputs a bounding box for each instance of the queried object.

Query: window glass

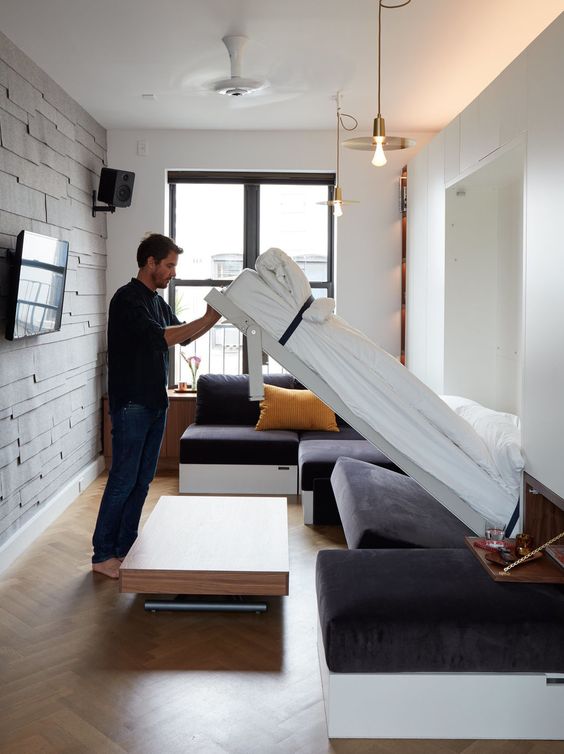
[174,284,243,383]
[174,184,244,280]
[260,184,329,282]
[169,177,333,382]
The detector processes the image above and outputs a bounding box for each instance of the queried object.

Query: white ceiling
[2,0,563,134]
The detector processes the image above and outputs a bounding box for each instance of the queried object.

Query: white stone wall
[0,32,107,546]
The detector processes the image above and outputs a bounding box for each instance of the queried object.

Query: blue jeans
[92,403,167,563]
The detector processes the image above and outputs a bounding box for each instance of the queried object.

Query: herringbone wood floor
[1,472,563,754]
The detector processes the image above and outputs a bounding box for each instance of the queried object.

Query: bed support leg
[205,288,266,401]
[247,325,265,401]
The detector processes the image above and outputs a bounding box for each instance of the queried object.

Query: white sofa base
[317,623,564,740]
[301,490,313,525]
[179,463,298,495]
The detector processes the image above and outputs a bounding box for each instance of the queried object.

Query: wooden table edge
[465,536,564,583]
[119,568,289,596]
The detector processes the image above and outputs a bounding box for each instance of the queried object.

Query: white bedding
[440,395,524,499]
[223,248,519,525]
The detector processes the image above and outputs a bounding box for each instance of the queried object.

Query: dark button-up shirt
[107,278,181,412]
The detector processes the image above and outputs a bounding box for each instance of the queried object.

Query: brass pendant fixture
[344,0,415,166]
[318,93,359,217]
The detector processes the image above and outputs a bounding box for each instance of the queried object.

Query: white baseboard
[0,455,105,576]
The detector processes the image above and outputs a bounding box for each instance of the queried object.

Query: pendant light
[344,0,415,166]
[318,93,359,217]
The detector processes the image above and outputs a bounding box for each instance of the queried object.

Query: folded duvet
[224,248,519,525]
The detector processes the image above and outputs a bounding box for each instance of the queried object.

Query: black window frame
[167,171,336,381]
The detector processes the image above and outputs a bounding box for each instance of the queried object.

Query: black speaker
[97,168,135,208]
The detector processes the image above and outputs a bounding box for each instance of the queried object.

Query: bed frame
[205,289,564,741]
[205,288,487,535]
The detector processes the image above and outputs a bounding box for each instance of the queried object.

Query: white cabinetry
[426,134,446,393]
[460,88,500,173]
[444,117,460,185]
[498,52,527,147]
[521,15,564,495]
[407,12,564,499]
[405,149,428,383]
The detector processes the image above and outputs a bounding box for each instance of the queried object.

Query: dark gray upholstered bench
[179,372,401,508]
[317,548,564,673]
[316,548,564,739]
[331,456,473,548]
[298,436,399,525]
[180,424,299,466]
[179,372,301,495]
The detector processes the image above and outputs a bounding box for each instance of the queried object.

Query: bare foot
[92,558,121,579]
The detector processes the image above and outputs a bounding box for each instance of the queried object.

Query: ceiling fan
[208,35,268,97]
[152,33,337,113]
[161,34,311,108]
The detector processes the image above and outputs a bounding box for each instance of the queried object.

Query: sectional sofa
[179,373,398,523]
[177,373,564,739]
[315,455,564,739]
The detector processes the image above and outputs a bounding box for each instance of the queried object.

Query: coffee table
[119,495,289,612]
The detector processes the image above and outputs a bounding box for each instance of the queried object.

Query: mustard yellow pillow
[255,384,339,432]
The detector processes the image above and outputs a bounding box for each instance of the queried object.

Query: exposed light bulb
[333,201,343,218]
[372,138,387,167]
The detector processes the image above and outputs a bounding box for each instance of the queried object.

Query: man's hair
[137,233,183,268]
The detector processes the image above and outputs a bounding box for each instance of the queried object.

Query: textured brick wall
[0,32,107,546]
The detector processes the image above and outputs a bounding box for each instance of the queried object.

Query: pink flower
[181,352,201,386]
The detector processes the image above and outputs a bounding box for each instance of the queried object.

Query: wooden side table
[102,390,197,471]
[465,537,564,583]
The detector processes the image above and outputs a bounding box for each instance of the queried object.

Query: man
[92,233,221,578]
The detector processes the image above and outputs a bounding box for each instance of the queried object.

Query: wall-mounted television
[5,230,69,341]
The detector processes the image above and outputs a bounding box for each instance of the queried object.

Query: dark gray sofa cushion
[195,373,295,425]
[311,478,343,525]
[299,440,401,524]
[332,457,472,548]
[180,424,299,465]
[299,439,397,490]
[316,548,564,673]
[298,427,365,442]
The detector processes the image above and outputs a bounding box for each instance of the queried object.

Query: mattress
[222,248,520,526]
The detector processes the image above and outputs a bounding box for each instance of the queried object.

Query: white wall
[407,11,564,497]
[107,129,433,356]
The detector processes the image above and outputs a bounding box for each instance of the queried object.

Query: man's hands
[164,304,222,348]
[204,304,222,327]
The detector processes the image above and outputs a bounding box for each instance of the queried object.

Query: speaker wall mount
[91,190,115,217]
[92,167,135,217]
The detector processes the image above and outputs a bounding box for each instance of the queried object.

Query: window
[168,172,335,385]
[213,253,244,280]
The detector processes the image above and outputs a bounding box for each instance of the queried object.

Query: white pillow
[303,297,335,323]
[440,395,524,497]
[440,395,476,413]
